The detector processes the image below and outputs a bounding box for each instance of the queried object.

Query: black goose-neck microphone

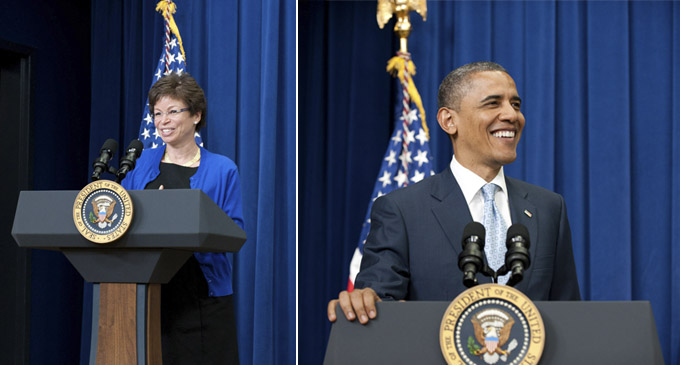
[91,139,118,181]
[458,222,487,288]
[116,139,144,183]
[498,224,531,287]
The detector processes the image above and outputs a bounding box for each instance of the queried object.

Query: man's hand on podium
[327,288,381,324]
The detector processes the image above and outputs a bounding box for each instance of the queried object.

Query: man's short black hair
[437,62,509,110]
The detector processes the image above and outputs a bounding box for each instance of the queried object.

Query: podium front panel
[325,301,663,364]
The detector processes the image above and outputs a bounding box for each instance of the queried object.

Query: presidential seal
[73,180,133,244]
[440,284,544,365]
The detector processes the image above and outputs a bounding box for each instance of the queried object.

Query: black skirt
[161,256,239,364]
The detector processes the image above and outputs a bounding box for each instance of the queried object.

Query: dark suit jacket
[355,168,581,301]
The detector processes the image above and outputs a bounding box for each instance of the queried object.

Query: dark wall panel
[0,44,32,365]
[0,0,91,363]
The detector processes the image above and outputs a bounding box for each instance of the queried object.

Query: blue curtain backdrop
[88,1,295,364]
[300,1,680,364]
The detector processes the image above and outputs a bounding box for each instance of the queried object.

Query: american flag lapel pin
[524,209,533,218]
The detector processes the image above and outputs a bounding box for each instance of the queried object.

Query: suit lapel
[505,177,538,293]
[431,169,473,258]
[429,171,538,290]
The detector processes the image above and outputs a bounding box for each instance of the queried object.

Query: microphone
[499,224,531,287]
[458,222,486,288]
[91,139,118,181]
[116,139,144,182]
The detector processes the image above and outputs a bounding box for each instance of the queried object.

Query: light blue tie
[481,183,509,284]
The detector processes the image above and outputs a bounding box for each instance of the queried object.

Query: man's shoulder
[506,176,564,204]
[379,170,450,203]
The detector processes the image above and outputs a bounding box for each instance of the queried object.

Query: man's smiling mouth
[491,130,515,138]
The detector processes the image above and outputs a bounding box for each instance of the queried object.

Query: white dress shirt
[449,155,513,226]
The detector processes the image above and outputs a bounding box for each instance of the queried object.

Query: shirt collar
[449,154,508,204]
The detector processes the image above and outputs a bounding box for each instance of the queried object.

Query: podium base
[90,283,162,365]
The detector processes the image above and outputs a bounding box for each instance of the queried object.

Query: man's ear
[437,107,457,136]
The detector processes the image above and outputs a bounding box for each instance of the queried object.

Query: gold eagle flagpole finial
[378,0,429,138]
[377,0,427,54]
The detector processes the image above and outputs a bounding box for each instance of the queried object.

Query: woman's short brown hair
[148,72,207,132]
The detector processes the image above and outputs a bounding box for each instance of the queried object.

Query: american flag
[138,1,202,150]
[347,53,435,291]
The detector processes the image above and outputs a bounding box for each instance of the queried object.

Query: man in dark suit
[328,61,580,324]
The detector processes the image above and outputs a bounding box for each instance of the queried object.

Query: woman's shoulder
[201,148,238,171]
[137,145,165,162]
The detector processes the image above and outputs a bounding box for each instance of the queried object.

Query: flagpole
[380,0,429,139]
[138,1,202,151]
[347,0,433,291]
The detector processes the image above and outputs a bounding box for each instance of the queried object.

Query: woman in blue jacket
[122,72,244,364]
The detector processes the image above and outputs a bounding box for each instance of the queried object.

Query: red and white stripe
[163,16,171,73]
[399,54,412,183]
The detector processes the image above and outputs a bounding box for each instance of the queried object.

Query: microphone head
[126,139,144,157]
[101,138,118,153]
[504,224,531,286]
[506,224,530,247]
[462,222,486,248]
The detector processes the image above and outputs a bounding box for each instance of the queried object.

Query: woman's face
[152,96,201,148]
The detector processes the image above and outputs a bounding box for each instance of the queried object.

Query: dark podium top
[325,301,664,364]
[12,189,246,283]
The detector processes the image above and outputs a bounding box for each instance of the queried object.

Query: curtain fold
[672,5,680,365]
[300,1,680,364]
[88,1,294,363]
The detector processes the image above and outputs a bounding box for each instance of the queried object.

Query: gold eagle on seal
[91,195,117,226]
[470,309,518,364]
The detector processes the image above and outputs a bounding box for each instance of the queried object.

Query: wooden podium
[12,189,246,364]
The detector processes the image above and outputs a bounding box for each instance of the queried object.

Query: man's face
[446,71,525,178]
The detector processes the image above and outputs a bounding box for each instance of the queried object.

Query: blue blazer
[122,145,245,297]
[355,168,581,302]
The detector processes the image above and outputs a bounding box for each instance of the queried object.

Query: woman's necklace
[164,148,201,167]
